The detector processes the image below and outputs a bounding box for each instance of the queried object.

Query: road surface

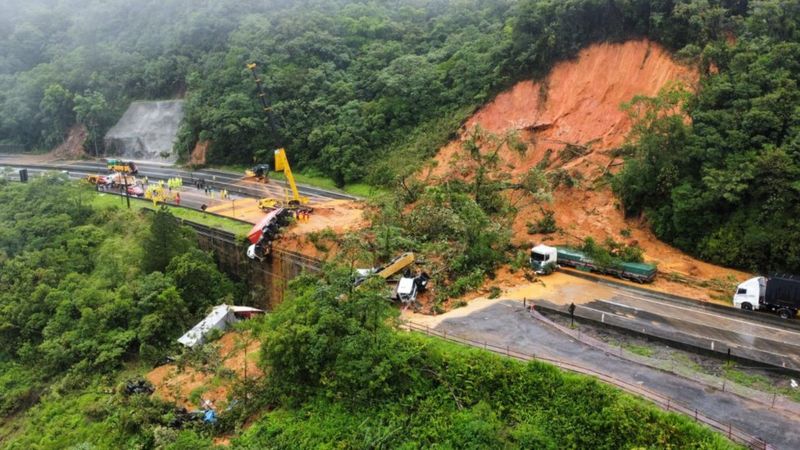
[528,273,800,371]
[407,299,800,449]
[0,157,356,203]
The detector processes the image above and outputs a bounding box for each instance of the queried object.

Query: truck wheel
[778,308,792,319]
[741,303,752,311]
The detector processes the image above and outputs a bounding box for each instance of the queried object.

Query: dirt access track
[429,39,749,301]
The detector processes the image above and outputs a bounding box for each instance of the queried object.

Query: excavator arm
[375,253,416,279]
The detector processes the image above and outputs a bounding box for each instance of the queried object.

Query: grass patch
[623,343,655,358]
[722,366,800,403]
[672,352,706,373]
[90,192,252,237]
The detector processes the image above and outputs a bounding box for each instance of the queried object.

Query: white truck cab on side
[733,276,766,311]
[530,244,558,274]
[396,277,418,304]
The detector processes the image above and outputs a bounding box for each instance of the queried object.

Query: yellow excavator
[355,253,417,285]
[354,252,430,304]
[257,148,309,210]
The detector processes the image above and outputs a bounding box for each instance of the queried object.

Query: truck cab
[530,244,558,274]
[396,277,417,304]
[733,277,765,311]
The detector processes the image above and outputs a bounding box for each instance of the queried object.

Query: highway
[4,157,799,373]
[407,300,800,449]
[3,156,799,447]
[533,274,800,372]
[0,157,357,203]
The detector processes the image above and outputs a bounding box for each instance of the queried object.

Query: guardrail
[403,321,769,450]
[529,303,800,417]
[535,300,800,373]
[0,144,25,153]
[562,268,800,332]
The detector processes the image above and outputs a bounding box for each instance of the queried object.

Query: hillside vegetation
[0,248,741,448]
[0,176,240,445]
[2,1,799,273]
[0,178,738,448]
[226,271,737,449]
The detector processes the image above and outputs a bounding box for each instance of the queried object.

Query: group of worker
[166,177,183,190]
[203,188,231,199]
[293,209,311,222]
[144,184,181,206]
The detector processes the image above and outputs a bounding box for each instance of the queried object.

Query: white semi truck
[733,275,800,319]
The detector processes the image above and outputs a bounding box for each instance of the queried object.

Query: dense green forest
[613,5,800,274]
[0,0,747,180]
[0,201,739,448]
[0,176,239,443]
[2,2,800,266]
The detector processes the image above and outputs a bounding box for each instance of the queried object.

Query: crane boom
[246,62,280,143]
[274,148,308,205]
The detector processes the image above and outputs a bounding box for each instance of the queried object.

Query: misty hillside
[2,0,800,274]
[0,0,742,179]
[3,2,800,449]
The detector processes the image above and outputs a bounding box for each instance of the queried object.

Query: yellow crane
[245,63,310,211]
[257,148,309,210]
[274,148,308,206]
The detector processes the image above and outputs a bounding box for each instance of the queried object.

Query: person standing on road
[175,192,181,206]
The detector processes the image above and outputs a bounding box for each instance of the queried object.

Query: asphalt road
[413,300,800,449]
[536,277,800,371]
[0,164,258,220]
[0,157,357,202]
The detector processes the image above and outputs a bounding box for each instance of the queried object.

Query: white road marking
[613,292,800,338]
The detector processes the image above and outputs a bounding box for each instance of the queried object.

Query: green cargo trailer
[555,247,656,283]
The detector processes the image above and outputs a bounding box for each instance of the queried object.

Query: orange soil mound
[50,124,88,159]
[432,39,748,302]
[274,200,369,258]
[146,331,262,410]
[190,140,209,166]
[291,199,367,235]
[434,39,697,180]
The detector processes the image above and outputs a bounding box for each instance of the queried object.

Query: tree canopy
[3,1,800,270]
[0,176,238,398]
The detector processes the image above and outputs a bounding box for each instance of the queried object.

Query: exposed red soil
[430,39,749,302]
[190,140,209,166]
[146,331,262,410]
[433,39,698,180]
[273,200,369,260]
[287,200,367,236]
[50,124,88,159]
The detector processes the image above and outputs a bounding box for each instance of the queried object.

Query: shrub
[527,210,558,234]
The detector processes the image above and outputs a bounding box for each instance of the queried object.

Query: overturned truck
[246,208,290,261]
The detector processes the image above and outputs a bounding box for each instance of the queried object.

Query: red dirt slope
[434,39,697,180]
[432,40,749,301]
